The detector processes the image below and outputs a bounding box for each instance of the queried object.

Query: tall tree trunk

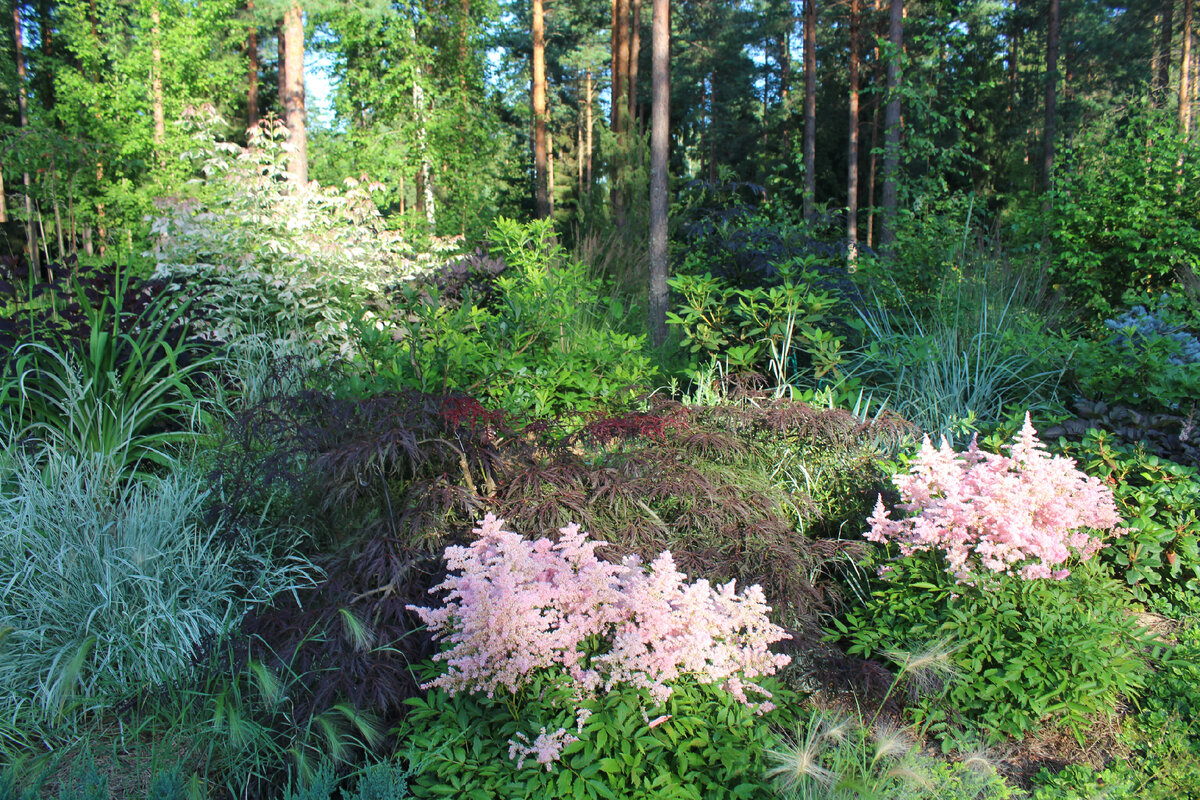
[14,3,39,275]
[247,0,259,128]
[803,0,816,220]
[411,27,435,229]
[1159,2,1175,95]
[779,27,791,155]
[38,0,54,112]
[548,132,555,217]
[282,4,307,185]
[629,0,641,130]
[879,0,903,249]
[151,3,165,148]
[846,0,861,261]
[649,0,669,347]
[1041,0,1059,191]
[89,0,105,257]
[1007,0,1020,114]
[0,167,7,223]
[533,0,549,218]
[612,0,630,227]
[1182,0,1194,135]
[585,69,594,188]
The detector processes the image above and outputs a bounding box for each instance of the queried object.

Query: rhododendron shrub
[865,413,1124,582]
[409,514,790,710]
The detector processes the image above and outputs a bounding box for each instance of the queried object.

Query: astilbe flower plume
[865,413,1124,582]
[409,514,790,712]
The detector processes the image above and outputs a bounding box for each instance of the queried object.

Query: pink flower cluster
[409,514,790,712]
[866,413,1124,582]
[507,727,579,771]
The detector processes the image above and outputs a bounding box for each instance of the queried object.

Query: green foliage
[842,266,1072,440]
[0,444,320,717]
[667,258,846,385]
[1058,430,1200,605]
[151,110,458,350]
[1033,103,1200,319]
[400,672,782,800]
[345,217,655,416]
[1072,292,1200,413]
[833,555,1152,742]
[0,279,216,477]
[56,750,107,800]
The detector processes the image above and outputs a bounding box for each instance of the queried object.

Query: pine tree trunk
[1158,3,1174,97]
[533,0,549,218]
[803,0,817,221]
[649,0,670,347]
[151,3,165,148]
[14,3,39,275]
[612,0,630,228]
[1182,0,1194,135]
[38,0,54,112]
[585,69,594,187]
[248,0,259,128]
[779,28,792,155]
[846,0,861,261]
[282,3,307,185]
[879,0,903,249]
[629,0,641,130]
[1041,0,1059,191]
[548,132,555,217]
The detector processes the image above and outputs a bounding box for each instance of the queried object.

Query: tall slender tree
[879,0,903,248]
[649,0,669,347]
[629,0,641,128]
[13,2,39,274]
[533,0,549,217]
[846,0,861,259]
[1041,0,1059,190]
[151,2,165,148]
[802,0,816,220]
[282,2,307,184]
[1182,0,1194,135]
[248,0,260,128]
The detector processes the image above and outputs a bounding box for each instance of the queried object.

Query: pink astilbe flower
[866,413,1124,583]
[409,513,790,714]
[507,727,579,771]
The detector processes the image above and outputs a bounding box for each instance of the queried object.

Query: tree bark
[0,167,7,223]
[282,3,307,185]
[533,0,549,218]
[38,0,54,112]
[846,0,861,260]
[649,0,669,347]
[1182,0,1194,135]
[151,3,165,148]
[14,3,39,275]
[247,0,259,128]
[612,0,630,227]
[1041,0,1059,191]
[585,69,594,188]
[803,0,817,221]
[779,27,791,155]
[879,0,903,249]
[629,0,641,130]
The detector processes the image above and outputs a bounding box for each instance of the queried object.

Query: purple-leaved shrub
[866,413,1125,582]
[409,514,790,714]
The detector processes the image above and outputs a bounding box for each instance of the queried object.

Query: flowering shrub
[865,414,1124,582]
[409,513,790,711]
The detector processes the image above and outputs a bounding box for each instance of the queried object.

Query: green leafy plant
[0,271,217,478]
[1059,430,1200,605]
[667,257,846,384]
[401,675,782,800]
[345,217,655,416]
[833,556,1153,742]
